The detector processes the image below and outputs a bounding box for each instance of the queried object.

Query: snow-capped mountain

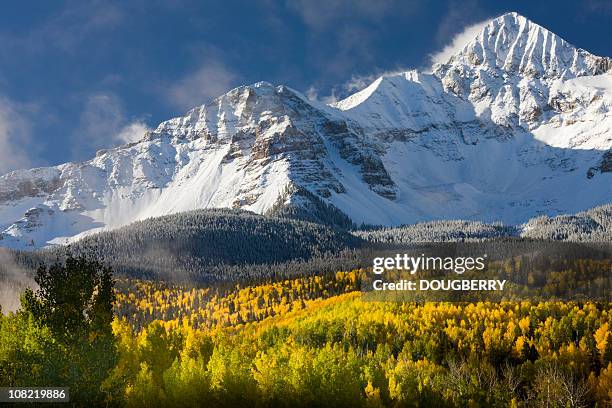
[1,12,611,249]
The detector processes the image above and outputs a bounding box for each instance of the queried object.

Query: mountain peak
[2,12,612,249]
[445,12,612,79]
[496,11,526,22]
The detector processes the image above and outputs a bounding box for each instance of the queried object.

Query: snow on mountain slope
[0,82,392,248]
[1,12,611,249]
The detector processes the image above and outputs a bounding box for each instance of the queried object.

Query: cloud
[305,85,339,105]
[584,0,612,14]
[0,98,34,175]
[342,74,378,94]
[0,1,124,56]
[115,122,150,144]
[72,93,150,160]
[167,62,238,110]
[344,69,407,95]
[0,248,37,313]
[427,0,491,68]
[46,2,124,51]
[305,86,319,102]
[428,19,489,66]
[288,0,400,30]
[286,0,421,88]
[321,91,339,105]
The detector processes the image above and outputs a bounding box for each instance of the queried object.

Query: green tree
[19,254,119,404]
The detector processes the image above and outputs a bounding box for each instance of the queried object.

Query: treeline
[2,239,610,297]
[355,204,612,244]
[266,184,356,229]
[33,248,362,284]
[354,220,515,243]
[521,204,612,241]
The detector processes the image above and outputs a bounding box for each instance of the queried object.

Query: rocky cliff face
[1,12,611,249]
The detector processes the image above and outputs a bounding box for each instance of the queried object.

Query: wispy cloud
[288,0,400,30]
[285,0,421,97]
[305,86,319,102]
[115,122,150,144]
[166,61,238,110]
[0,2,130,168]
[305,85,339,105]
[71,93,150,160]
[0,1,124,56]
[0,97,35,175]
[0,248,37,313]
[428,20,489,66]
[584,0,612,14]
[427,0,491,68]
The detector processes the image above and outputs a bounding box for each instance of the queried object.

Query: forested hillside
[4,267,610,407]
[354,220,515,243]
[355,204,612,244]
[521,204,612,241]
[47,209,362,281]
[1,205,610,310]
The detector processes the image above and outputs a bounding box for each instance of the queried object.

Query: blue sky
[0,0,611,173]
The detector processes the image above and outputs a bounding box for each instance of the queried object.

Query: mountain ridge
[1,12,611,249]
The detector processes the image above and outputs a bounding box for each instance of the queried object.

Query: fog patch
[0,249,37,313]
